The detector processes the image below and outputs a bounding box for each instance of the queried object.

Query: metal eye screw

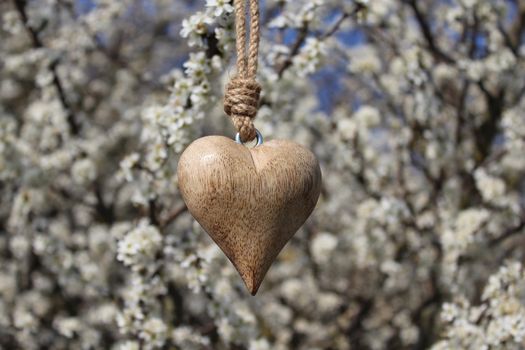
[235,129,263,147]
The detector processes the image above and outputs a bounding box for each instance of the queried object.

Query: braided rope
[224,0,261,142]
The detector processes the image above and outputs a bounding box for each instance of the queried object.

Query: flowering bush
[1,0,524,349]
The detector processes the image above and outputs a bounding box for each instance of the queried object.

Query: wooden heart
[177,136,322,295]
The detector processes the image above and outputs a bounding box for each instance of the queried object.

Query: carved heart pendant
[177,136,322,295]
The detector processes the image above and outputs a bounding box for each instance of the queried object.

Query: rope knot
[224,77,261,142]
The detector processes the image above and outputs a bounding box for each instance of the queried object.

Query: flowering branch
[12,0,80,135]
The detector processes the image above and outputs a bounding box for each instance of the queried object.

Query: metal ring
[235,129,263,147]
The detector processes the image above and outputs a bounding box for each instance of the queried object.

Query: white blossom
[71,158,97,185]
[117,221,163,271]
[292,37,327,77]
[206,0,234,17]
[180,12,214,48]
[311,232,338,264]
[139,317,168,348]
[1,0,525,349]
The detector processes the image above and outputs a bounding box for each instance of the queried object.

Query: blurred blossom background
[1,0,525,349]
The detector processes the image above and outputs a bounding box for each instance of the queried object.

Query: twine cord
[224,0,261,142]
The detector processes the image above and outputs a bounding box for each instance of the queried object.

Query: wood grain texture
[177,136,322,295]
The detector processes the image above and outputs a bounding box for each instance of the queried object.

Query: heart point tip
[242,274,262,296]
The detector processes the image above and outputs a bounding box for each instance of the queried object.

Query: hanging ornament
[177,0,322,295]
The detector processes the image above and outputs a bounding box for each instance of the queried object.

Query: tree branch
[160,204,188,229]
[490,217,525,246]
[404,0,455,64]
[320,12,350,40]
[13,0,80,135]
[276,23,309,77]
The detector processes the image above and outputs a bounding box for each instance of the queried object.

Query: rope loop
[224,0,261,143]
